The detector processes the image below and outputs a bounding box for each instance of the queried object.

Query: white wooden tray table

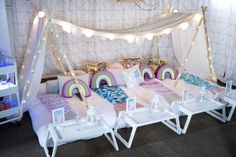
[44,117,118,157]
[114,107,181,148]
[176,98,226,134]
[216,91,236,121]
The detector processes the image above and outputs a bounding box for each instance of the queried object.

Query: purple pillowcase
[38,93,71,113]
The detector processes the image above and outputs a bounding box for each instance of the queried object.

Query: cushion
[121,65,144,88]
[139,64,155,80]
[62,79,91,98]
[156,65,178,80]
[74,70,87,76]
[85,62,107,75]
[148,56,167,72]
[46,80,59,94]
[108,63,124,69]
[121,58,141,69]
[107,68,126,86]
[180,73,215,88]
[57,74,90,96]
[66,70,87,76]
[90,70,117,89]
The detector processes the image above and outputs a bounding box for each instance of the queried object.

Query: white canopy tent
[18,9,216,111]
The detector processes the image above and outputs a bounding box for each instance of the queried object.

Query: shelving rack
[0,55,22,125]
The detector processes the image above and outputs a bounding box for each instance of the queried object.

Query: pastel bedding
[127,79,184,113]
[141,79,181,104]
[93,86,144,114]
[28,83,149,147]
[28,83,117,147]
[163,73,225,99]
[93,86,128,104]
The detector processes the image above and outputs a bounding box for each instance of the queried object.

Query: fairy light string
[52,24,88,108]
[21,17,49,105]
[201,6,217,83]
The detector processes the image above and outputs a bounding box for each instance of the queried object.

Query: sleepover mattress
[28,83,117,147]
[162,79,225,99]
[126,79,188,114]
[28,84,150,147]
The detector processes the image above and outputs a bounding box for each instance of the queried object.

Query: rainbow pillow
[62,79,91,98]
[139,64,155,80]
[91,71,117,89]
[156,65,178,80]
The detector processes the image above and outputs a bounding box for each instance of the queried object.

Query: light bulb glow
[143,34,154,40]
[62,24,72,33]
[106,33,115,40]
[126,35,135,43]
[173,9,178,13]
[82,29,94,38]
[179,22,189,30]
[193,13,202,21]
[162,28,171,35]
[38,11,45,18]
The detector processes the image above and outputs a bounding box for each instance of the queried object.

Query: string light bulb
[82,29,94,38]
[193,13,202,21]
[126,35,135,43]
[179,22,189,30]
[38,11,45,18]
[62,24,72,33]
[106,33,115,40]
[162,28,171,35]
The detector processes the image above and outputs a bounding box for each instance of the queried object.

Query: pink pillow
[74,70,87,76]
[108,63,124,69]
[66,70,87,76]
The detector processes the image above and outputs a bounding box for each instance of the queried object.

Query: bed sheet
[28,84,117,147]
[125,79,188,114]
[163,79,225,99]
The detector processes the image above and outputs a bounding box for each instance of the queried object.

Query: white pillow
[57,74,90,96]
[107,68,126,86]
[121,65,144,88]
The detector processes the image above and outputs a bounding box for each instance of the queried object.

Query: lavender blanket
[141,80,181,104]
[38,93,71,113]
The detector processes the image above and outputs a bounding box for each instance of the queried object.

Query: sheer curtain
[207,0,236,85]
[171,21,211,80]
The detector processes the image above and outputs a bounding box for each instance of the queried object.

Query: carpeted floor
[0,112,236,157]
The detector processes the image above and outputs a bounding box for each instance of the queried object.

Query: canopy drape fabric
[171,21,211,80]
[19,16,48,111]
[52,12,194,38]
[19,11,214,111]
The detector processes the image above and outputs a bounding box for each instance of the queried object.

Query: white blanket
[28,81,118,147]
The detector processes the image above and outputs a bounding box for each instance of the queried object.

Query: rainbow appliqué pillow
[156,65,178,80]
[139,64,155,79]
[62,79,91,98]
[91,71,117,89]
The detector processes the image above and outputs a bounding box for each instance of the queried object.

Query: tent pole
[21,18,49,106]
[48,24,68,75]
[201,6,217,83]
[174,16,204,87]
[52,24,88,108]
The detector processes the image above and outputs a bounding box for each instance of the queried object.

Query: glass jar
[87,105,97,124]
